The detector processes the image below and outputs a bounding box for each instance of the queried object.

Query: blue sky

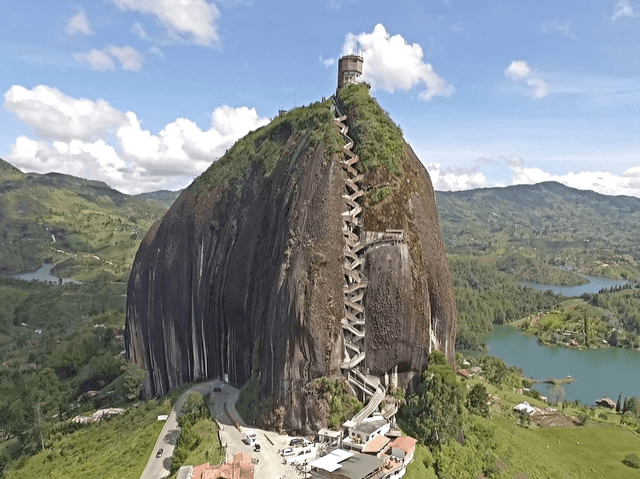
[1,0,639,196]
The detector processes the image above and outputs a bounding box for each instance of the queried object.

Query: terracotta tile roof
[192,453,254,479]
[389,436,417,454]
[362,435,390,453]
[191,462,211,479]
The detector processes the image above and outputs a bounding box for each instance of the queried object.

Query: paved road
[140,379,314,479]
[139,380,223,479]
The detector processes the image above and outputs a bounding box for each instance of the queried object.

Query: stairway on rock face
[333,104,367,380]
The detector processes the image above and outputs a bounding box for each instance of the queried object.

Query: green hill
[436,182,640,281]
[0,158,175,281]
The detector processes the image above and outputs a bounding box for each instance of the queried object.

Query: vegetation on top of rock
[192,99,339,195]
[337,83,404,178]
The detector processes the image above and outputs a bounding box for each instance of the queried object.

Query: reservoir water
[519,274,629,297]
[10,263,77,284]
[485,324,640,405]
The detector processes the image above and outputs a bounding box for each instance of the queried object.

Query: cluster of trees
[399,352,517,478]
[170,392,214,475]
[583,287,640,347]
[0,279,143,474]
[450,258,563,349]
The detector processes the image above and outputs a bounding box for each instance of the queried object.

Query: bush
[623,453,640,469]
[578,412,589,426]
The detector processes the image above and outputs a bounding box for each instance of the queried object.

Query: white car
[281,448,295,457]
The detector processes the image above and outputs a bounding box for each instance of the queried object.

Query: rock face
[125,86,457,432]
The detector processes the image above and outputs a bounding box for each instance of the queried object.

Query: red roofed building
[361,434,390,458]
[191,452,254,479]
[388,436,417,466]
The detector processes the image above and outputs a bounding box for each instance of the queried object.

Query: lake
[519,274,629,297]
[485,324,640,405]
[10,263,78,284]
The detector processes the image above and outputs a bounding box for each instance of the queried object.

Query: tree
[182,392,206,416]
[402,351,466,447]
[617,393,622,413]
[548,384,565,406]
[624,396,640,416]
[121,362,146,400]
[467,384,490,418]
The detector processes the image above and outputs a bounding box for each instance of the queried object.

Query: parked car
[156,448,163,458]
[253,443,261,452]
[281,448,295,457]
[289,438,304,447]
[212,386,221,392]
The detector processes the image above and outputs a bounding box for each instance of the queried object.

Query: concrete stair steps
[345,299,364,313]
[340,351,365,369]
[343,281,368,294]
[341,320,365,338]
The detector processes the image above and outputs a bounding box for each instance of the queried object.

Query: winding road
[139,380,237,479]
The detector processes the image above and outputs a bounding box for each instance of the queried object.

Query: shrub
[578,412,589,426]
[623,453,640,469]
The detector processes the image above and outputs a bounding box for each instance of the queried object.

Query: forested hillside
[437,182,640,350]
[0,158,172,281]
[437,181,640,281]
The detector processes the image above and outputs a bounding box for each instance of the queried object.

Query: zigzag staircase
[332,97,387,418]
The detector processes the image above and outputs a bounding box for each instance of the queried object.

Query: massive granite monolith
[125,84,457,432]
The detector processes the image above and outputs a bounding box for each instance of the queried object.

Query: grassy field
[404,374,640,479]
[492,419,640,478]
[3,400,171,479]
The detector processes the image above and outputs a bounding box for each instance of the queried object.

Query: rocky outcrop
[125,86,457,432]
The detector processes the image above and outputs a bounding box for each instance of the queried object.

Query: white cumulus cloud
[342,24,454,101]
[612,0,636,21]
[319,55,335,68]
[508,164,640,197]
[423,154,640,198]
[4,85,125,141]
[73,49,116,71]
[65,10,94,35]
[505,60,531,80]
[105,45,144,71]
[4,85,269,194]
[504,60,549,99]
[111,0,220,46]
[74,46,143,71]
[426,163,487,191]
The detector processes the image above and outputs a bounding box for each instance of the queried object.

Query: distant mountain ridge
[439,181,640,213]
[0,157,175,279]
[435,181,640,263]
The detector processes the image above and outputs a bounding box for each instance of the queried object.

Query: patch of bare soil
[530,409,580,427]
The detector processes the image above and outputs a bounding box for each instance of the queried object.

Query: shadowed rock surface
[125,87,457,432]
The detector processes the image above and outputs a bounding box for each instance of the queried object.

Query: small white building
[345,417,390,449]
[513,401,537,415]
[244,428,258,446]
